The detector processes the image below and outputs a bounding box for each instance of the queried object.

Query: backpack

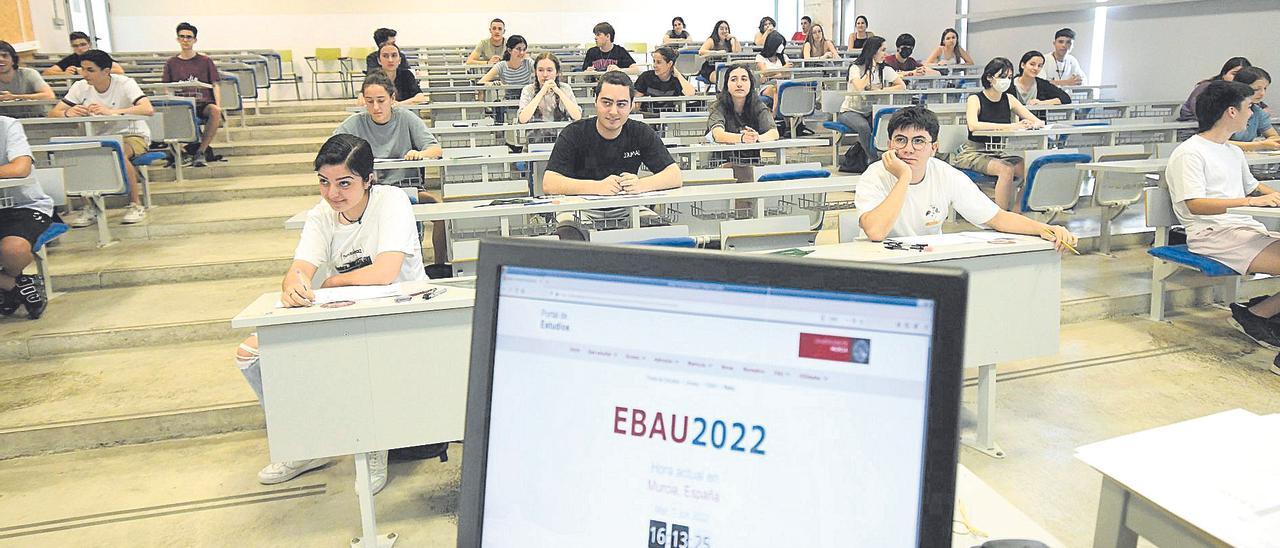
[838,142,871,174]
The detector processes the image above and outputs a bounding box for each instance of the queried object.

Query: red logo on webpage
[799,333,870,364]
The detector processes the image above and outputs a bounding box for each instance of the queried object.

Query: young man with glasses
[855,106,1077,251]
[43,32,124,76]
[161,22,221,167]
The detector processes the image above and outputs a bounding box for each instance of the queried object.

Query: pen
[1042,229,1080,255]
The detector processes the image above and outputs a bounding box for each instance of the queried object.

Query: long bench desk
[972,121,1196,152]
[17,114,152,137]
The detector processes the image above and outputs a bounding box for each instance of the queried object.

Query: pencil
[1042,228,1080,255]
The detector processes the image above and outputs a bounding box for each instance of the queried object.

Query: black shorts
[0,208,54,248]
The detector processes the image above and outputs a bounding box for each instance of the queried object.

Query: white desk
[231,278,478,548]
[1076,409,1280,547]
[17,114,151,137]
[0,174,37,192]
[800,233,1062,458]
[974,121,1196,152]
[953,464,1066,547]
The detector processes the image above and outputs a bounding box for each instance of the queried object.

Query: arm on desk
[544,169,624,195]
[1231,133,1280,152]
[0,155,33,179]
[0,84,55,102]
[966,94,1030,131]
[320,251,406,288]
[627,162,682,193]
[1185,185,1280,214]
[280,260,318,308]
[986,211,1078,252]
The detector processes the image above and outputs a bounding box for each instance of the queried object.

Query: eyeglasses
[177,35,196,40]
[890,136,934,150]
[512,46,528,52]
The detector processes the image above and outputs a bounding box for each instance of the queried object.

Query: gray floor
[2,307,1277,547]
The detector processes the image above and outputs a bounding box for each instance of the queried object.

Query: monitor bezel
[459,238,968,547]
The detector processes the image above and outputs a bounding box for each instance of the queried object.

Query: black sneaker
[0,286,17,316]
[554,220,590,241]
[1229,302,1280,350]
[14,275,47,320]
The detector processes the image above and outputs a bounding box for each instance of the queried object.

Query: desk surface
[0,175,37,191]
[973,121,1194,138]
[16,114,150,125]
[1076,409,1280,546]
[802,232,1054,264]
[232,279,475,328]
[369,137,826,170]
[1079,152,1280,173]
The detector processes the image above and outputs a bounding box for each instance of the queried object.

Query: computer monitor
[459,239,968,547]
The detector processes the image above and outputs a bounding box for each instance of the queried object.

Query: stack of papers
[276,283,403,307]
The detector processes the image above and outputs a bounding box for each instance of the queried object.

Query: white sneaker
[121,203,147,224]
[65,207,96,228]
[366,450,389,495]
[257,458,330,485]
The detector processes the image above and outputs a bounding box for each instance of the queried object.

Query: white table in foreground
[231,278,477,548]
[1076,409,1280,547]
[954,464,1066,547]
[799,233,1062,458]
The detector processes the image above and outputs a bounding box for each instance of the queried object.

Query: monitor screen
[477,265,940,547]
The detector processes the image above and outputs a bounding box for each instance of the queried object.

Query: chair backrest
[144,110,167,143]
[349,47,372,63]
[279,49,294,63]
[1155,141,1180,158]
[34,167,67,207]
[1093,145,1152,206]
[720,215,812,239]
[682,167,736,185]
[1021,152,1091,213]
[315,48,343,61]
[820,89,845,117]
[838,210,862,242]
[247,58,271,90]
[937,124,968,156]
[589,224,689,244]
[674,49,701,78]
[47,137,128,196]
[750,161,824,181]
[723,230,818,252]
[223,65,258,100]
[777,81,817,117]
[871,106,900,152]
[149,96,200,143]
[217,74,244,112]
[1144,186,1178,229]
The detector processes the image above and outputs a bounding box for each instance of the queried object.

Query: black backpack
[838,142,871,174]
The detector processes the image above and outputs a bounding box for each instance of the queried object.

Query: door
[68,0,112,51]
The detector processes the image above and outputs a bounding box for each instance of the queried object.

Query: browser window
[481,266,938,547]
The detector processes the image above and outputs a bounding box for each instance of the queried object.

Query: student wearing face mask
[882,34,937,77]
[1042,28,1086,86]
[1009,50,1071,107]
[950,57,1045,211]
[837,36,905,167]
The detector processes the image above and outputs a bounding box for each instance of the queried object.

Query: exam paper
[276,283,403,307]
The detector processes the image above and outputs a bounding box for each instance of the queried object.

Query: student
[847,16,875,51]
[235,134,431,492]
[336,72,445,263]
[0,115,51,320]
[1178,57,1251,122]
[1042,28,1086,86]
[753,17,777,47]
[43,32,124,76]
[792,16,812,42]
[365,28,409,72]
[696,20,741,85]
[517,53,582,144]
[466,19,507,65]
[49,50,155,226]
[1228,67,1278,152]
[924,28,973,68]
[707,65,778,146]
[837,36,905,167]
[755,31,793,122]
[479,35,533,100]
[663,16,691,45]
[1164,80,1280,357]
[0,41,55,118]
[543,72,682,199]
[883,34,938,77]
[802,23,839,60]
[633,47,694,114]
[856,106,1077,250]
[582,23,638,74]
[1010,50,1071,107]
[369,42,426,105]
[161,22,222,167]
[951,57,1045,211]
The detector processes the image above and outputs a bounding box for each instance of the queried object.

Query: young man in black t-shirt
[43,32,124,76]
[581,22,639,74]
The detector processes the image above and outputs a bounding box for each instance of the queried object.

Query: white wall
[966,2,1094,81]
[26,0,70,52]
[852,0,956,53]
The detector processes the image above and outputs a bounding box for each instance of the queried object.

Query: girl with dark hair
[1179,57,1252,121]
[664,16,690,44]
[234,133,428,495]
[370,42,426,105]
[756,31,797,128]
[635,47,695,114]
[479,35,533,100]
[951,57,1045,210]
[518,52,583,143]
[697,20,741,85]
[708,65,778,145]
[1010,50,1071,107]
[847,15,875,50]
[1228,67,1279,152]
[753,16,777,46]
[925,28,973,67]
[837,35,904,165]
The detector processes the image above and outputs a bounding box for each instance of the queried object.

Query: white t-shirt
[854,157,1000,237]
[61,74,151,142]
[1042,53,1085,85]
[0,116,52,216]
[840,64,900,113]
[755,55,786,72]
[294,184,425,285]
[1166,134,1265,235]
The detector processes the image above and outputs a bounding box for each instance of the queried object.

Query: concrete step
[223,122,337,141]
[56,195,318,245]
[214,136,326,157]
[0,340,261,460]
[147,173,318,206]
[245,98,360,115]
[149,152,315,182]
[227,111,350,127]
[0,275,275,362]
[49,228,299,290]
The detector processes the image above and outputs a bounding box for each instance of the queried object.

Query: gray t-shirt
[0,116,52,216]
[493,59,534,100]
[333,108,438,188]
[0,68,51,118]
[473,39,506,63]
[706,98,775,135]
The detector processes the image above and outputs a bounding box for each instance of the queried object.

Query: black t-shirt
[634,70,684,98]
[391,69,422,101]
[546,118,675,181]
[581,46,636,72]
[366,51,411,73]
[56,53,82,71]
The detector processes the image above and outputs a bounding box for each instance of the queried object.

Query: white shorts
[1187,225,1280,274]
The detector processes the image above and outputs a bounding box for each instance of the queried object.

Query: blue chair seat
[1147,245,1236,277]
[822,121,851,134]
[758,169,831,182]
[133,151,169,166]
[960,169,996,184]
[33,223,68,253]
[624,237,697,248]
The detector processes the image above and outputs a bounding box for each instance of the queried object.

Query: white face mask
[992,78,1012,93]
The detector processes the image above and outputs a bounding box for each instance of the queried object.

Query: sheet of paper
[276,283,403,307]
[893,232,1001,247]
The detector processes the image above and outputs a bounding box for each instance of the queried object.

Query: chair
[719,215,817,252]
[1144,186,1241,321]
[347,47,374,88]
[820,89,852,166]
[752,163,828,230]
[269,49,304,100]
[147,96,202,186]
[674,48,701,81]
[870,105,900,153]
[1090,145,1153,254]
[222,63,260,107]
[1019,152,1090,222]
[624,42,649,64]
[46,137,131,247]
[938,124,996,184]
[776,80,817,140]
[306,48,353,99]
[31,168,69,297]
[216,72,245,138]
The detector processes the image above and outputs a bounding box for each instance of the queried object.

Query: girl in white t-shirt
[837,36,905,168]
[233,134,429,493]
